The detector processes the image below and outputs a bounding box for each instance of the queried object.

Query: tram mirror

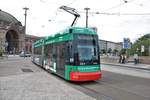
[69,29,73,33]
[92,39,96,45]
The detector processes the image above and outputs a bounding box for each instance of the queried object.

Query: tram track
[76,82,114,100]
[67,69,150,100]
[49,73,113,100]
[73,79,150,100]
[95,80,150,100]
[36,63,150,100]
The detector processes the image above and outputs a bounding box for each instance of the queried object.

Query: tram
[32,27,101,81]
[32,6,101,81]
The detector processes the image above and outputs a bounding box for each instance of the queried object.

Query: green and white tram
[32,27,101,81]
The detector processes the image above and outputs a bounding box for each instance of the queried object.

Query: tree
[130,33,150,56]
[107,48,112,54]
[113,49,118,55]
[101,49,106,54]
[120,48,126,55]
[0,48,3,57]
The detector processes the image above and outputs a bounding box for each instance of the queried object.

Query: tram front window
[78,45,98,61]
[74,34,99,65]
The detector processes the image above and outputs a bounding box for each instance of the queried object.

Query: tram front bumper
[70,71,101,81]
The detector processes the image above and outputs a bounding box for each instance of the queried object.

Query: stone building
[99,39,122,55]
[0,9,25,54]
[25,34,42,53]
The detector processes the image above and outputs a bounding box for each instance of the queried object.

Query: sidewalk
[101,62,150,70]
[0,72,95,100]
[0,55,24,61]
[0,56,95,100]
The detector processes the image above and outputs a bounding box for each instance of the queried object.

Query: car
[19,51,31,57]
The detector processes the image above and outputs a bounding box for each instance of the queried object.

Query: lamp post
[23,7,29,35]
[23,7,29,53]
[84,8,90,28]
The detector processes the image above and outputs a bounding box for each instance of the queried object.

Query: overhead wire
[44,0,150,24]
[85,0,150,16]
[131,1,150,9]
[48,0,77,22]
[103,0,136,12]
[65,0,77,6]
[48,7,59,22]
[92,12,150,15]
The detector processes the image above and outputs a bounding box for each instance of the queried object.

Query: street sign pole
[141,45,144,56]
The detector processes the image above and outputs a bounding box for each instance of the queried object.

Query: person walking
[13,48,15,56]
[133,53,138,64]
[122,55,125,64]
[118,54,122,63]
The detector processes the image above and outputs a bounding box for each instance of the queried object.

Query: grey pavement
[0,56,95,100]
[101,55,150,70]
[0,55,20,62]
[101,62,150,70]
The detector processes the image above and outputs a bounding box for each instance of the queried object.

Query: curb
[101,63,150,71]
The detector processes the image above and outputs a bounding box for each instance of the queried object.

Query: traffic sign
[141,45,144,52]
[123,38,130,49]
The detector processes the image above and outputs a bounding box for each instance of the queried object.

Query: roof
[33,27,97,47]
[0,9,19,24]
[25,34,44,39]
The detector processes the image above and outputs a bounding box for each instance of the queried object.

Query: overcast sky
[1,0,150,42]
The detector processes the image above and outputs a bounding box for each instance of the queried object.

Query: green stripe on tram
[65,65,71,80]
[44,33,73,45]
[77,65,100,72]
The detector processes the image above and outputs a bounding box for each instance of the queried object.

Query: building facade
[99,39,122,55]
[0,10,25,54]
[25,34,42,53]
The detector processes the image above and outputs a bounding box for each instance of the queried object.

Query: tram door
[56,43,66,77]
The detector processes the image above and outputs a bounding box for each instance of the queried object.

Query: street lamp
[84,7,90,28]
[23,7,29,35]
[23,7,29,53]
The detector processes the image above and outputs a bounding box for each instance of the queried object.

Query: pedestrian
[133,53,138,64]
[23,49,25,58]
[118,54,122,63]
[124,55,127,63]
[13,48,15,56]
[122,55,125,64]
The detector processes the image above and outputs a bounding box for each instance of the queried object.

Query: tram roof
[33,27,97,47]
[33,39,43,47]
[45,27,96,40]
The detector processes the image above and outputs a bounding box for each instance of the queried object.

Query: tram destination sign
[77,35,94,40]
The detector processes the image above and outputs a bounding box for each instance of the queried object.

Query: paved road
[102,64,150,79]
[67,71,150,100]
[1,56,150,100]
[66,64,150,100]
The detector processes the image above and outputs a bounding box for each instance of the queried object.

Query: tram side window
[44,45,52,58]
[55,42,67,74]
[34,47,42,55]
[59,42,70,65]
[66,42,70,64]
[44,45,48,57]
[52,45,57,60]
[60,43,66,58]
[44,44,53,66]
